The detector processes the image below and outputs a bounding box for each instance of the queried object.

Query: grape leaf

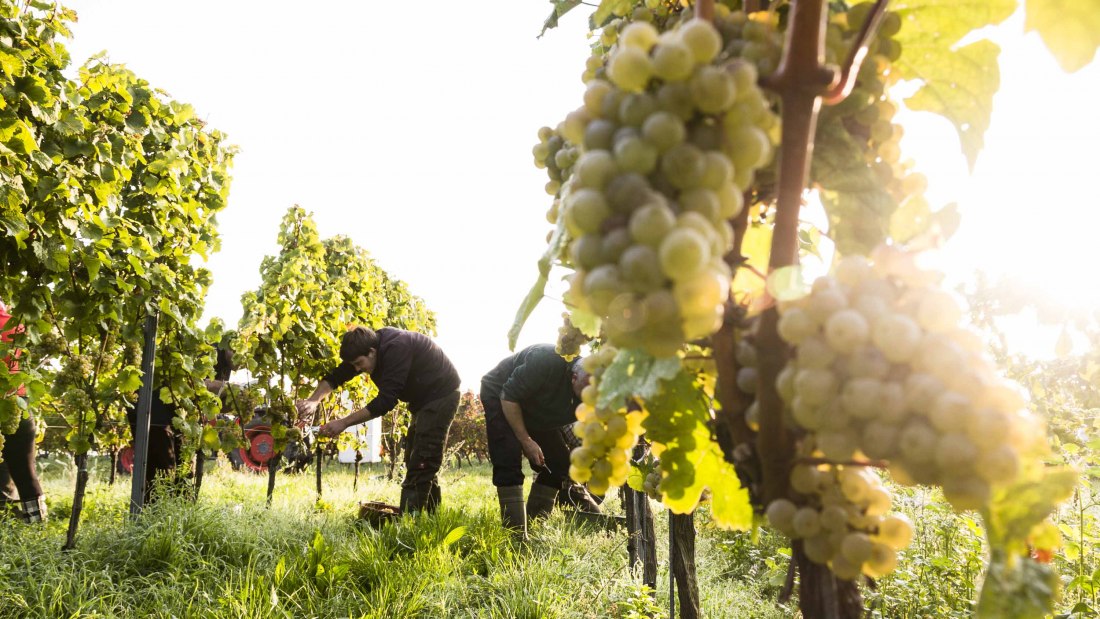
[508,218,567,349]
[540,0,582,37]
[892,0,1016,170]
[889,194,932,243]
[568,306,602,338]
[627,464,646,492]
[642,370,753,529]
[1025,0,1100,73]
[597,348,682,410]
[812,121,895,254]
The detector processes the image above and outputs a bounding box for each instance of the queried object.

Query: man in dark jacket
[480,344,590,533]
[298,326,460,514]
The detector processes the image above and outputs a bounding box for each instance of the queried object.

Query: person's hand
[319,418,347,438]
[295,399,319,423]
[520,437,545,468]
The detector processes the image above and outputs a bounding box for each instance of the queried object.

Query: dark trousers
[481,394,571,489]
[402,390,460,493]
[127,414,184,504]
[1,416,42,502]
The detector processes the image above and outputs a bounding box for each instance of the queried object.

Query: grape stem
[822,0,891,105]
[753,2,865,615]
[696,0,715,21]
[756,0,834,509]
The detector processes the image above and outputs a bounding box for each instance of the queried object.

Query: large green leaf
[893,0,1016,169]
[898,39,1003,171]
[1025,0,1100,73]
[596,348,682,410]
[642,370,753,529]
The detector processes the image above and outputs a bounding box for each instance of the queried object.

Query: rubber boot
[399,486,422,515]
[20,496,46,523]
[526,482,559,520]
[497,485,526,536]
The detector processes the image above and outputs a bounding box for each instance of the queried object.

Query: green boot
[526,482,559,520]
[497,485,526,536]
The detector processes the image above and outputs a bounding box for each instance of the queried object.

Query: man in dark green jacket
[480,344,590,533]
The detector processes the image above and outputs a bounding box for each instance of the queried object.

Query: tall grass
[0,459,789,618]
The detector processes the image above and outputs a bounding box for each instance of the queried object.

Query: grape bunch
[532,125,576,199]
[569,346,647,495]
[767,462,913,580]
[52,354,93,394]
[775,248,1050,512]
[555,312,588,360]
[821,3,932,242]
[543,15,778,358]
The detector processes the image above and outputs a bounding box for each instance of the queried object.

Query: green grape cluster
[533,125,576,200]
[545,15,778,358]
[775,248,1051,512]
[767,462,913,580]
[569,346,646,495]
[33,331,65,357]
[823,4,928,210]
[555,312,588,360]
[53,354,93,393]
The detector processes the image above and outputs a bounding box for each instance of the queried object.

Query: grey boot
[497,485,526,535]
[526,482,559,520]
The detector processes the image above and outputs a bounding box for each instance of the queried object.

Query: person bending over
[480,343,593,534]
[297,326,460,514]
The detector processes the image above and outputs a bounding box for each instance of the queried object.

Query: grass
[0,458,790,619]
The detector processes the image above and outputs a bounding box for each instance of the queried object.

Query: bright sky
[63,2,1100,384]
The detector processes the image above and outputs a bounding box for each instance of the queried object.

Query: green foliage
[811,121,895,255]
[643,369,751,527]
[596,348,681,411]
[1025,0,1100,73]
[234,207,437,452]
[0,0,233,467]
[891,0,1016,169]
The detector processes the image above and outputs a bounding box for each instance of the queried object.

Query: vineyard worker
[126,344,234,504]
[300,326,461,514]
[480,343,591,534]
[0,301,46,523]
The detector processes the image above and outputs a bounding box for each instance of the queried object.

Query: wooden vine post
[625,441,658,589]
[699,0,890,615]
[670,511,700,619]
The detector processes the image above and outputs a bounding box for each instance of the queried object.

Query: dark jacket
[480,344,580,431]
[323,327,460,417]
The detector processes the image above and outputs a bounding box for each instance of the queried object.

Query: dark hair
[340,326,379,363]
